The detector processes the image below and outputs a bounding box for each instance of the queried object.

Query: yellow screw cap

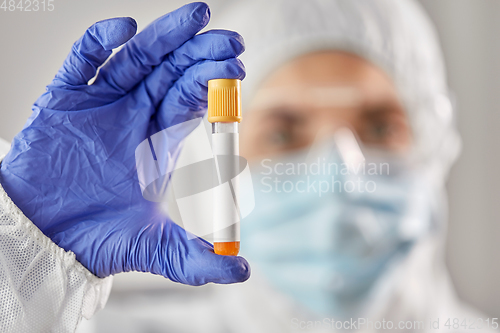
[208,79,242,123]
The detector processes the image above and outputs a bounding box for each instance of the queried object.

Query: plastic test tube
[207,79,241,256]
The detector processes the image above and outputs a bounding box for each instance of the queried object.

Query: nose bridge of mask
[304,126,386,191]
[333,127,366,179]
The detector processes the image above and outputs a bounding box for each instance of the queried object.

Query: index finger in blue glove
[50,17,137,87]
[98,2,211,94]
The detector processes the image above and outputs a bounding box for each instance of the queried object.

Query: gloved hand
[0,2,250,285]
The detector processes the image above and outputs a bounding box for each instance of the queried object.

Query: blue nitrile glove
[0,2,250,285]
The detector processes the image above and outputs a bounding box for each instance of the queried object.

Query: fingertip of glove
[116,17,138,42]
[229,256,251,283]
[216,31,246,56]
[230,34,245,55]
[190,2,211,27]
[224,58,246,80]
[123,17,138,33]
[202,30,245,55]
[193,58,246,86]
[93,17,138,51]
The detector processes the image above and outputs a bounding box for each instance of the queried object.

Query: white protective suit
[0,0,493,333]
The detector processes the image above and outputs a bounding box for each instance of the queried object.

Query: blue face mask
[240,145,434,317]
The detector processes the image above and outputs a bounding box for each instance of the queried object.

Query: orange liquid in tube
[214,241,240,256]
[208,79,242,256]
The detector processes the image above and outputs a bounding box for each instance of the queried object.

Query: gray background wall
[418,0,500,317]
[0,0,498,317]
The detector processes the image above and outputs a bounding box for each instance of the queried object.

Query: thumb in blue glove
[0,2,250,285]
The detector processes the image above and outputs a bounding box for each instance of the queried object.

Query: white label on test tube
[212,132,240,242]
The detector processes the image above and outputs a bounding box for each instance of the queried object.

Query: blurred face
[240,51,411,161]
